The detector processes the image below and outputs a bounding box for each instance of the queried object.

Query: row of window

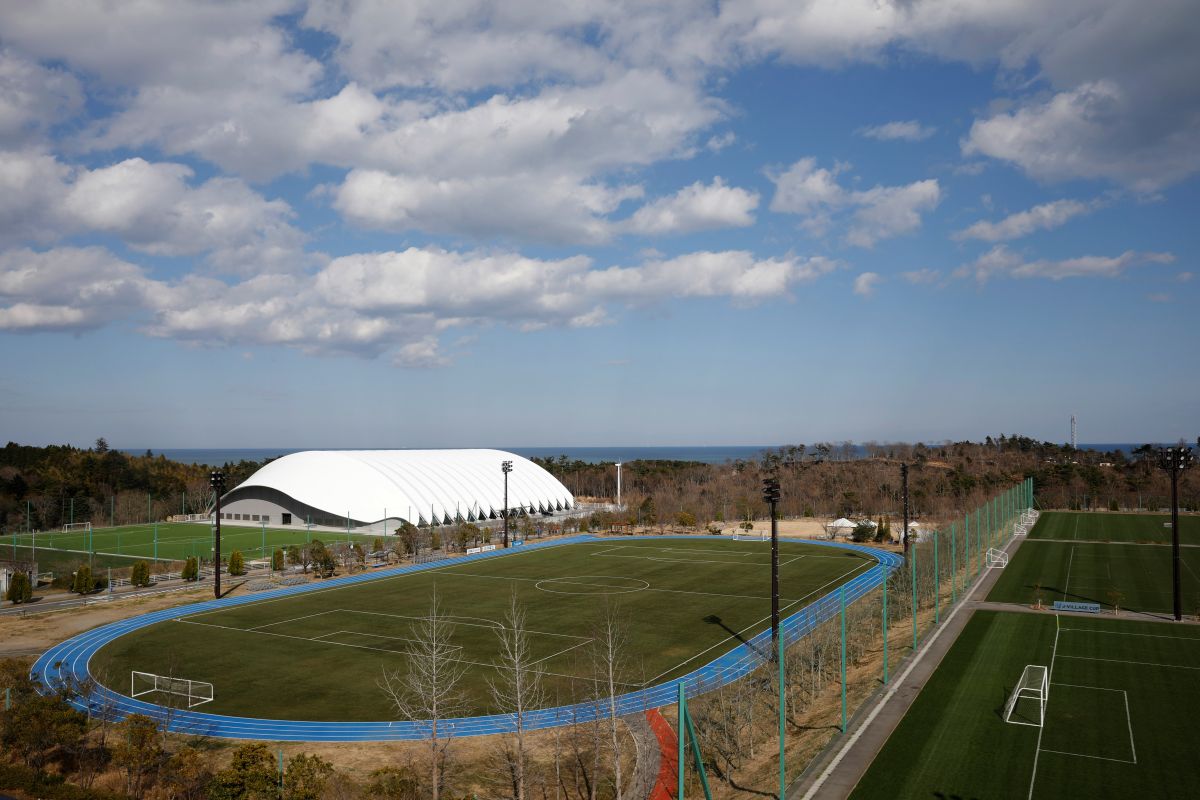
[220,512,266,522]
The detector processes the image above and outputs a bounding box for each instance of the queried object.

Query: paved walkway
[793,533,1023,800]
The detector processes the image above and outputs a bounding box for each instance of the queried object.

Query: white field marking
[430,568,811,604]
[1060,627,1200,642]
[1029,539,1200,548]
[320,629,454,651]
[1055,654,1200,671]
[248,608,341,631]
[1043,684,1137,764]
[591,549,804,567]
[1062,547,1076,601]
[335,607,588,640]
[1037,749,1136,765]
[1028,616,1061,800]
[176,617,633,687]
[638,554,873,686]
[594,545,758,557]
[1180,556,1200,586]
[531,638,595,666]
[535,577,651,595]
[1073,516,1080,540]
[640,597,805,686]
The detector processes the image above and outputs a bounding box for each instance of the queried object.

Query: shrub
[228,550,245,576]
[1109,498,1120,511]
[71,565,94,595]
[676,511,697,528]
[851,521,875,542]
[272,547,285,571]
[181,556,198,582]
[130,561,151,587]
[6,571,32,604]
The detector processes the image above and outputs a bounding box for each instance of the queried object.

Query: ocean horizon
[119,442,1154,467]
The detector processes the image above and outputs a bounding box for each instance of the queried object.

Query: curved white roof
[227,449,574,525]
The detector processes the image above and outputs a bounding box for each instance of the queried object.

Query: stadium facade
[218,449,574,529]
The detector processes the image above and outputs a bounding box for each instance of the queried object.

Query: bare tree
[588,599,630,800]
[488,590,547,800]
[379,587,468,800]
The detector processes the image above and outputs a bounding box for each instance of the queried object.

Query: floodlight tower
[1157,445,1195,621]
[762,476,781,653]
[615,462,623,509]
[1071,414,1077,450]
[501,460,513,548]
[209,470,225,599]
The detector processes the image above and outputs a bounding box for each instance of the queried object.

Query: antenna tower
[1071,414,1077,450]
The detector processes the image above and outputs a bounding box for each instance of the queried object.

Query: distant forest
[1,436,1195,533]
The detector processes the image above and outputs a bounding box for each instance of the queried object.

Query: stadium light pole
[502,460,513,548]
[209,470,226,599]
[901,463,910,556]
[762,476,781,654]
[1157,445,1195,621]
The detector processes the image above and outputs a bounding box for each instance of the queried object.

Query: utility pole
[210,471,225,599]
[762,476,781,652]
[615,462,623,509]
[901,463,910,555]
[1157,445,1195,621]
[501,460,513,548]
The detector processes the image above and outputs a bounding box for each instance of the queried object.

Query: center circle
[534,575,650,595]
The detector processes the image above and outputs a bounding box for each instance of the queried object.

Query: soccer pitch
[850,610,1200,799]
[0,521,380,572]
[89,538,877,721]
[1028,511,1200,544]
[988,515,1200,615]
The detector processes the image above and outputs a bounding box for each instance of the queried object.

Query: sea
[120,443,1152,467]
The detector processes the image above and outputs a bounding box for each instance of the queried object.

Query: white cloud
[853,272,881,296]
[0,247,152,331]
[334,169,640,245]
[957,245,1175,283]
[0,153,310,274]
[846,180,941,247]
[624,178,758,236]
[769,158,941,246]
[955,199,1094,242]
[857,120,936,142]
[902,268,941,285]
[0,49,82,145]
[1177,272,1193,283]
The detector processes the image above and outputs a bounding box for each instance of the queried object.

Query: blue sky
[1,1,1196,448]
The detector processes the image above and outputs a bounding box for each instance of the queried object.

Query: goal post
[62,522,93,533]
[986,547,1009,569]
[1003,664,1048,727]
[131,671,213,708]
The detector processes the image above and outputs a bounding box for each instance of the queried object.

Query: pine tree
[182,556,198,582]
[130,561,151,587]
[6,571,31,604]
[272,547,285,571]
[72,564,94,594]
[228,550,245,576]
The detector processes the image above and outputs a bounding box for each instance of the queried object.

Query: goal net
[1003,664,1049,727]
[131,671,214,708]
[62,522,92,533]
[986,547,1009,569]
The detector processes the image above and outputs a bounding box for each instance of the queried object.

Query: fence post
[950,522,957,606]
[840,585,847,732]
[780,625,787,797]
[911,544,918,650]
[677,683,685,799]
[934,530,940,625]
[882,578,888,684]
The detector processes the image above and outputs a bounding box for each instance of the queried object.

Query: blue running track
[32,534,902,741]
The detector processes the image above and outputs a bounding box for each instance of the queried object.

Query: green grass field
[851,610,1200,799]
[91,538,876,720]
[0,521,382,577]
[1029,510,1200,544]
[988,512,1200,615]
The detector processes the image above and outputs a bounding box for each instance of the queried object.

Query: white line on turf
[1055,654,1200,670]
[248,608,340,630]
[1037,748,1135,765]
[1060,628,1200,642]
[1122,690,1137,764]
[1028,614,1060,800]
[1062,547,1075,601]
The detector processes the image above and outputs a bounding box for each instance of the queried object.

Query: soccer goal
[131,671,214,708]
[1003,664,1049,727]
[986,547,1009,569]
[61,521,92,533]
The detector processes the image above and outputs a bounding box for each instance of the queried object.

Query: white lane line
[1027,615,1060,800]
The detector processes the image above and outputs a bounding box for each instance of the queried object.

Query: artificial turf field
[850,610,1200,799]
[0,521,380,576]
[988,512,1200,615]
[1028,510,1199,544]
[90,538,876,720]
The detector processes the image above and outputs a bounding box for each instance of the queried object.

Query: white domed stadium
[217,450,574,529]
